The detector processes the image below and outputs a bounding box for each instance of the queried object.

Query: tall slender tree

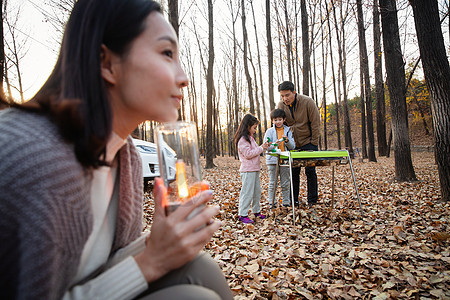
[168,0,184,120]
[356,0,376,162]
[168,0,179,36]
[379,0,416,181]
[241,0,254,114]
[359,63,368,158]
[205,0,215,168]
[320,2,328,150]
[250,0,267,131]
[409,0,450,201]
[333,1,353,157]
[283,0,292,82]
[373,0,388,156]
[266,0,275,111]
[327,3,341,149]
[301,0,310,95]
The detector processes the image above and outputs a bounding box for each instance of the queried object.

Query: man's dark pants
[291,143,318,205]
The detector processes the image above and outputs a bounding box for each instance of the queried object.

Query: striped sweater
[0,108,144,299]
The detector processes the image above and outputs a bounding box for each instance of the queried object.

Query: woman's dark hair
[234,114,259,149]
[270,108,286,120]
[11,0,161,168]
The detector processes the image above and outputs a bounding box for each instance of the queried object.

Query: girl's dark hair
[11,0,161,168]
[234,114,259,149]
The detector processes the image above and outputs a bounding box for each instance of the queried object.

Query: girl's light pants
[238,171,261,216]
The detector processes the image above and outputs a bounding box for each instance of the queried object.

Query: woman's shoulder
[0,108,82,181]
[0,108,60,141]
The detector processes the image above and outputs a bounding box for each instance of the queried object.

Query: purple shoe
[239,216,254,224]
[254,213,266,219]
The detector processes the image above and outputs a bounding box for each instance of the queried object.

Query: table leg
[272,156,280,209]
[331,165,335,209]
[289,152,295,225]
[348,154,363,215]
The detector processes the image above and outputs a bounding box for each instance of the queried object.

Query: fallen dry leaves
[143,152,449,299]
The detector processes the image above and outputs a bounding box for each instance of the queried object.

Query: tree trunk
[373,0,388,157]
[327,6,341,149]
[333,1,353,157]
[241,0,254,114]
[294,1,300,96]
[409,0,450,201]
[357,0,376,162]
[283,0,292,82]
[248,41,263,144]
[320,2,327,150]
[168,0,183,120]
[266,0,275,111]
[228,0,239,157]
[205,0,215,169]
[250,0,267,132]
[360,67,368,159]
[379,0,416,181]
[301,0,309,95]
[168,0,179,36]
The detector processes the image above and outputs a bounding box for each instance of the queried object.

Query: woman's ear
[100,44,118,85]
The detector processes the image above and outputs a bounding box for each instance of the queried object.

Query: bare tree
[332,0,354,157]
[283,0,292,82]
[379,0,416,181]
[168,0,179,37]
[359,59,367,158]
[250,0,267,132]
[320,2,328,150]
[168,0,184,120]
[373,0,388,156]
[205,0,215,168]
[3,3,28,102]
[409,0,450,201]
[327,3,341,149]
[241,0,254,114]
[301,0,309,95]
[36,0,75,42]
[266,0,275,111]
[356,0,376,162]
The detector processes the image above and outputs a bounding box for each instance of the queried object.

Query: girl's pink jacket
[237,136,263,172]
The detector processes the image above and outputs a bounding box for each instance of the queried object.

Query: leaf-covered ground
[143,152,449,299]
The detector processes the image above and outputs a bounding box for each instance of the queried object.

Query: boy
[263,109,295,208]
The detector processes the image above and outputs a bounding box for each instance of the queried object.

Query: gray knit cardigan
[0,108,144,299]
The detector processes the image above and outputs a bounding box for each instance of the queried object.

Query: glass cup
[154,121,207,217]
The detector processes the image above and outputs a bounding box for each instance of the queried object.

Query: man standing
[277,81,320,206]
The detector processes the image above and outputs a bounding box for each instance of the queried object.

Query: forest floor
[143,152,449,299]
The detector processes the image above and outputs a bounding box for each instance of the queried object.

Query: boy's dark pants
[291,143,318,205]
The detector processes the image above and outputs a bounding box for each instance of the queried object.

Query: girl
[0,1,232,299]
[234,114,269,224]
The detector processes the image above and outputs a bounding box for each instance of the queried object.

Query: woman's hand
[134,178,221,283]
[261,142,269,150]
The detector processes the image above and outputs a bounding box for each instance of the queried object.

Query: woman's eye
[163,50,173,58]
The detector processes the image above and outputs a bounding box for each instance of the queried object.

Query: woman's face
[105,12,188,137]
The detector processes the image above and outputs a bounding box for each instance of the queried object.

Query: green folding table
[269,150,363,224]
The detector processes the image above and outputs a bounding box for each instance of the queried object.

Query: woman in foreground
[0,0,232,299]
